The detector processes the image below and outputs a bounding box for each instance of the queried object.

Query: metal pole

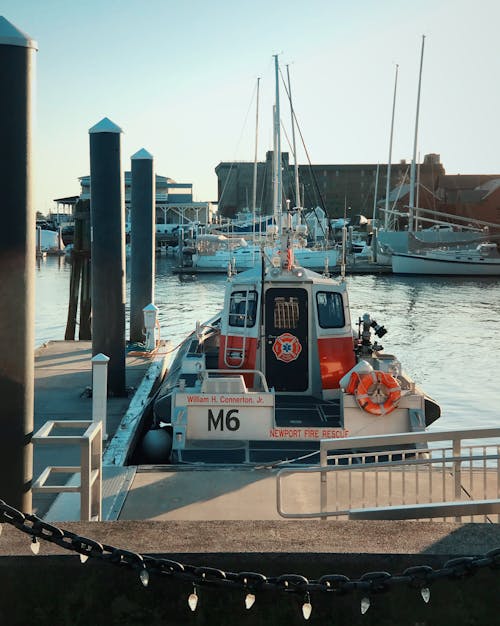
[0,17,37,512]
[130,149,155,344]
[409,35,426,230]
[251,77,260,246]
[384,64,398,230]
[286,64,301,210]
[273,55,282,233]
[89,117,126,396]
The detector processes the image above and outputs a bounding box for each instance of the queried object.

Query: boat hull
[392,252,500,276]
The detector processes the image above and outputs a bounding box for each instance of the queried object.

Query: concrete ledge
[1,521,499,625]
[2,520,500,556]
[0,522,500,626]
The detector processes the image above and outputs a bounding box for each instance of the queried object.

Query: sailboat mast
[409,34,426,231]
[372,163,380,224]
[274,54,282,233]
[384,63,398,230]
[272,105,278,222]
[286,64,301,209]
[252,77,260,245]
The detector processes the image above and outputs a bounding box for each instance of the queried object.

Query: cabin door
[264,287,308,392]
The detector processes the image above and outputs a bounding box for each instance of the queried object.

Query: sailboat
[137,56,440,465]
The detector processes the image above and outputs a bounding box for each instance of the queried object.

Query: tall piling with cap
[89,118,126,396]
[0,17,37,511]
[130,149,155,344]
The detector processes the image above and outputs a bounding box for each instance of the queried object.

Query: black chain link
[0,499,498,596]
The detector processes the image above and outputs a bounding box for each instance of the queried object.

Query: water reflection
[35,257,500,432]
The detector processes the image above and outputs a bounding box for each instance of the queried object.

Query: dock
[33,340,169,517]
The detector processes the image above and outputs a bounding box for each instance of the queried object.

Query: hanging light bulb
[80,554,89,564]
[139,568,150,588]
[420,587,431,603]
[245,593,256,610]
[188,585,198,612]
[30,536,40,555]
[302,592,312,620]
[360,596,371,614]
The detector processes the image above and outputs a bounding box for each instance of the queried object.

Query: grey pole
[130,149,155,344]
[0,17,37,512]
[89,117,126,396]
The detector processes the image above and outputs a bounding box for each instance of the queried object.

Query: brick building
[215,152,445,219]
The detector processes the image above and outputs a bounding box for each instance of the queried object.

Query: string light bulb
[302,592,312,620]
[245,593,256,610]
[188,585,198,612]
[360,596,371,614]
[420,587,431,603]
[139,567,150,587]
[30,536,40,555]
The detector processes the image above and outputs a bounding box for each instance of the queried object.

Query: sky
[2,0,500,213]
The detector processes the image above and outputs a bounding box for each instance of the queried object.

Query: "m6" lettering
[208,409,240,432]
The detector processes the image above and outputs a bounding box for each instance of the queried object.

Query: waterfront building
[51,173,216,231]
[215,152,445,219]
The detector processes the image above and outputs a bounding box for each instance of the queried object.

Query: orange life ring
[354,371,401,415]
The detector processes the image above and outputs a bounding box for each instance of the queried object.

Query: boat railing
[203,368,269,393]
[276,427,500,522]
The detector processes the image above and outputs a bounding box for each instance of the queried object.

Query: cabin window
[273,296,300,329]
[316,292,345,328]
[228,290,258,328]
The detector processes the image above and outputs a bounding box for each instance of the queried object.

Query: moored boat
[136,55,440,465]
[392,242,500,276]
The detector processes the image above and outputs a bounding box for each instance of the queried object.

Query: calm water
[35,256,500,432]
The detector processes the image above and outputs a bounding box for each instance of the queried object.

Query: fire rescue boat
[137,55,440,464]
[139,230,440,464]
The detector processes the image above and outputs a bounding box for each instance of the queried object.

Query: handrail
[32,420,102,521]
[203,368,270,392]
[277,427,500,520]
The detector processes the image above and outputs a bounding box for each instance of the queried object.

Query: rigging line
[278,67,329,239]
[218,81,259,213]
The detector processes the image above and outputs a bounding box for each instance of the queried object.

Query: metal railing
[276,427,500,522]
[32,420,102,521]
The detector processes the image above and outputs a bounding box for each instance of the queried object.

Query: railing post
[80,436,91,521]
[453,435,462,522]
[320,442,328,520]
[143,303,159,352]
[92,353,109,440]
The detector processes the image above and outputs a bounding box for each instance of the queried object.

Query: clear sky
[2,0,500,212]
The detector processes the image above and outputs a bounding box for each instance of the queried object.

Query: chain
[1,499,499,597]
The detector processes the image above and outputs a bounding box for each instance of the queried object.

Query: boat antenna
[409,35,426,232]
[384,63,398,230]
[252,77,260,247]
[286,64,301,211]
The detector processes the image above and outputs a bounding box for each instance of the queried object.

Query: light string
[1,499,499,617]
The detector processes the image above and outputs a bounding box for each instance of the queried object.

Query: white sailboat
[392,241,500,275]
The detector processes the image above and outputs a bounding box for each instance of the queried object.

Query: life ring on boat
[354,371,401,416]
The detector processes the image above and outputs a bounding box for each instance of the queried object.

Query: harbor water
[35,256,500,433]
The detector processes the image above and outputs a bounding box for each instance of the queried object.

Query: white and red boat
[138,57,440,465]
